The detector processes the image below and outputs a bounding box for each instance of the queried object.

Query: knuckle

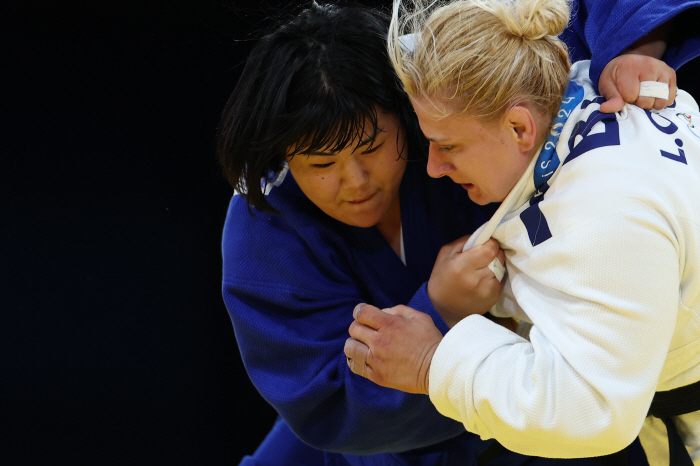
[366,332,382,349]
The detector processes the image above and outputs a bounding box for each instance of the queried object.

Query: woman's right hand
[427,236,505,328]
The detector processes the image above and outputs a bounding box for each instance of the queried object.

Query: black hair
[216,1,422,214]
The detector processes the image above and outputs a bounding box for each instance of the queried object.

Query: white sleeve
[428,208,680,458]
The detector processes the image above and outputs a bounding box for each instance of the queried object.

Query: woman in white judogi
[344,1,700,465]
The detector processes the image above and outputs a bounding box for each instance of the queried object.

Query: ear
[504,105,538,154]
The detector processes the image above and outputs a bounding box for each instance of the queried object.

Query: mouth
[461,183,474,190]
[348,193,376,204]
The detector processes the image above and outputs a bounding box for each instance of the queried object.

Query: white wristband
[639,81,670,100]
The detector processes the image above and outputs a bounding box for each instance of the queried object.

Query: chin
[350,218,382,228]
[467,192,491,206]
[335,213,381,228]
[468,189,503,206]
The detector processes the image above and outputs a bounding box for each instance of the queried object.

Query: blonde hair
[389,0,571,124]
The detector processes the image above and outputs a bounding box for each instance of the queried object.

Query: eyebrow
[305,131,378,156]
[425,136,451,144]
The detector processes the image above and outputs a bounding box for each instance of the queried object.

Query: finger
[346,351,371,378]
[637,71,672,109]
[354,303,404,329]
[352,303,380,323]
[652,74,677,110]
[598,64,625,114]
[634,95,656,110]
[363,364,375,381]
[477,270,506,299]
[447,233,472,252]
[353,302,366,320]
[344,337,370,368]
[652,97,667,110]
[380,304,427,319]
[348,319,379,343]
[439,234,472,258]
[343,337,358,360]
[614,69,645,105]
[461,238,501,270]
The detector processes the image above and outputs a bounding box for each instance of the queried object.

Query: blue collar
[533,81,584,191]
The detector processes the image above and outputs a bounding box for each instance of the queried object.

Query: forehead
[411,96,477,139]
[288,109,397,156]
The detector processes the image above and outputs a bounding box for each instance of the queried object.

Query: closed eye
[362,142,384,154]
[312,162,335,168]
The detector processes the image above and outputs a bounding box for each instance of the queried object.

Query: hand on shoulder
[599,54,677,113]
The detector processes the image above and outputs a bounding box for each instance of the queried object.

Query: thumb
[598,66,626,114]
[382,304,423,319]
[599,92,625,114]
[444,233,471,254]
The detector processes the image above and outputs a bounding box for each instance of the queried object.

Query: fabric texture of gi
[429,60,700,466]
[223,1,700,463]
[223,159,490,464]
[223,157,649,465]
[561,0,700,90]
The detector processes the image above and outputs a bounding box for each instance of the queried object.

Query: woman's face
[411,97,531,205]
[286,111,407,228]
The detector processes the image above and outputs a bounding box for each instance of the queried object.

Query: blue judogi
[561,0,700,90]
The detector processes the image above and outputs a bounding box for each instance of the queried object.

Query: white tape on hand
[639,81,670,100]
[487,258,506,282]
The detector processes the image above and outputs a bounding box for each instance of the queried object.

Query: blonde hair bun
[388,0,571,124]
[479,0,570,40]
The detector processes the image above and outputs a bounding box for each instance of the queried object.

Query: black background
[4,1,700,465]
[3,1,385,464]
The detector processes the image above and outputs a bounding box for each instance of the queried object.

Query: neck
[376,197,402,258]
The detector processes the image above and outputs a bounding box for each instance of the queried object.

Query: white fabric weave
[429,61,700,465]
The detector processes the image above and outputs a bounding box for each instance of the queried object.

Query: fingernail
[353,303,366,319]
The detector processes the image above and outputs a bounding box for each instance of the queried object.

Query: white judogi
[429,61,700,465]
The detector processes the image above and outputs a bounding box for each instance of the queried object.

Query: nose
[426,144,453,178]
[342,156,369,189]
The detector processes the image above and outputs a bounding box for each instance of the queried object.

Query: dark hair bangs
[218,2,423,214]
[284,93,382,158]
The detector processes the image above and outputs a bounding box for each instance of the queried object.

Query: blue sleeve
[406,282,450,336]
[560,0,700,91]
[224,277,465,455]
[222,209,465,455]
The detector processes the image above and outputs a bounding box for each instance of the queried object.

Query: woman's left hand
[599,54,676,114]
[344,303,442,395]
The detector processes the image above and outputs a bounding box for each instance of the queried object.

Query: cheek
[492,153,525,199]
[288,166,340,208]
[304,175,340,206]
[375,149,407,187]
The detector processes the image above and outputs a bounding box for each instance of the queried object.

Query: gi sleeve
[560,0,700,91]
[223,233,465,455]
[428,208,680,458]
